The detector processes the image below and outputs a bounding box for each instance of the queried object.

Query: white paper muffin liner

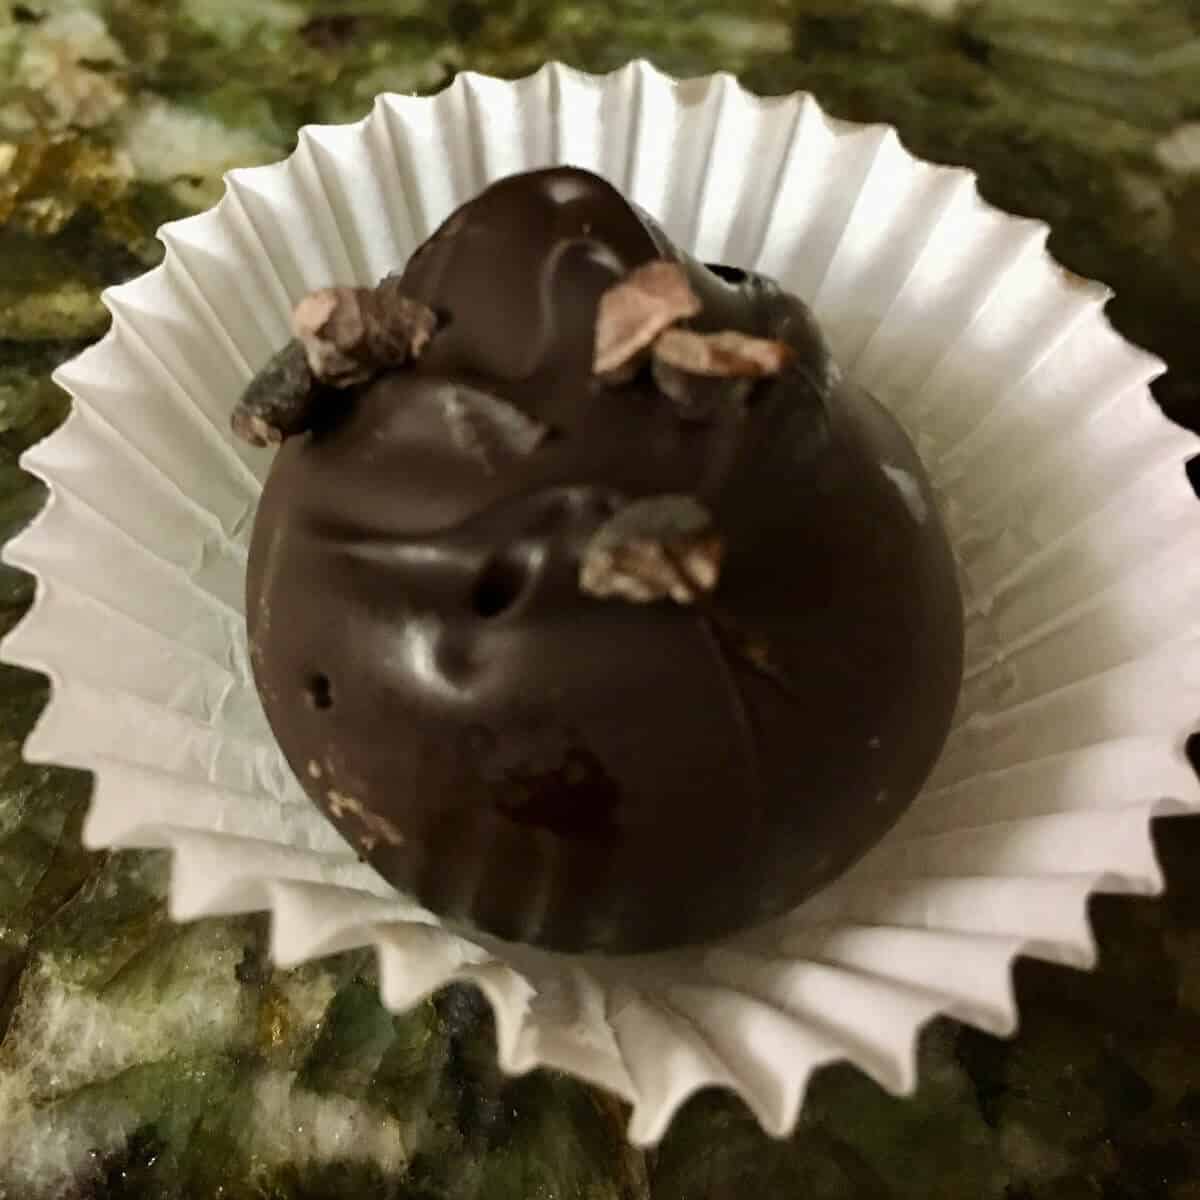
[5,61,1199,1145]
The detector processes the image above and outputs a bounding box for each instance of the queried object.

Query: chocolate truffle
[241,167,963,954]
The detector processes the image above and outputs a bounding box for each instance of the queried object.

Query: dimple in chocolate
[240,167,964,954]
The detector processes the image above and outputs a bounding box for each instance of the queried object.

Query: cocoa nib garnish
[653,328,795,378]
[293,284,436,387]
[593,261,701,378]
[580,495,723,605]
[230,340,317,448]
[592,262,795,420]
[232,282,437,447]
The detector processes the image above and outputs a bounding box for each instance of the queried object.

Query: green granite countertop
[1,2,1199,1197]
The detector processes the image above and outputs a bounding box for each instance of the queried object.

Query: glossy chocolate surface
[246,167,963,953]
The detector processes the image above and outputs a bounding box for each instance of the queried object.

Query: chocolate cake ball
[238,167,963,954]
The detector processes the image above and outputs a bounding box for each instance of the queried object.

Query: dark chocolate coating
[247,167,963,954]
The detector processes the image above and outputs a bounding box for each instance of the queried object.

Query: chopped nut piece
[232,280,439,446]
[373,276,439,359]
[292,285,436,387]
[580,494,723,604]
[230,340,317,447]
[653,328,795,377]
[593,261,701,377]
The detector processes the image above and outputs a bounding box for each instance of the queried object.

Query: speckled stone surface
[1,1,1198,1197]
